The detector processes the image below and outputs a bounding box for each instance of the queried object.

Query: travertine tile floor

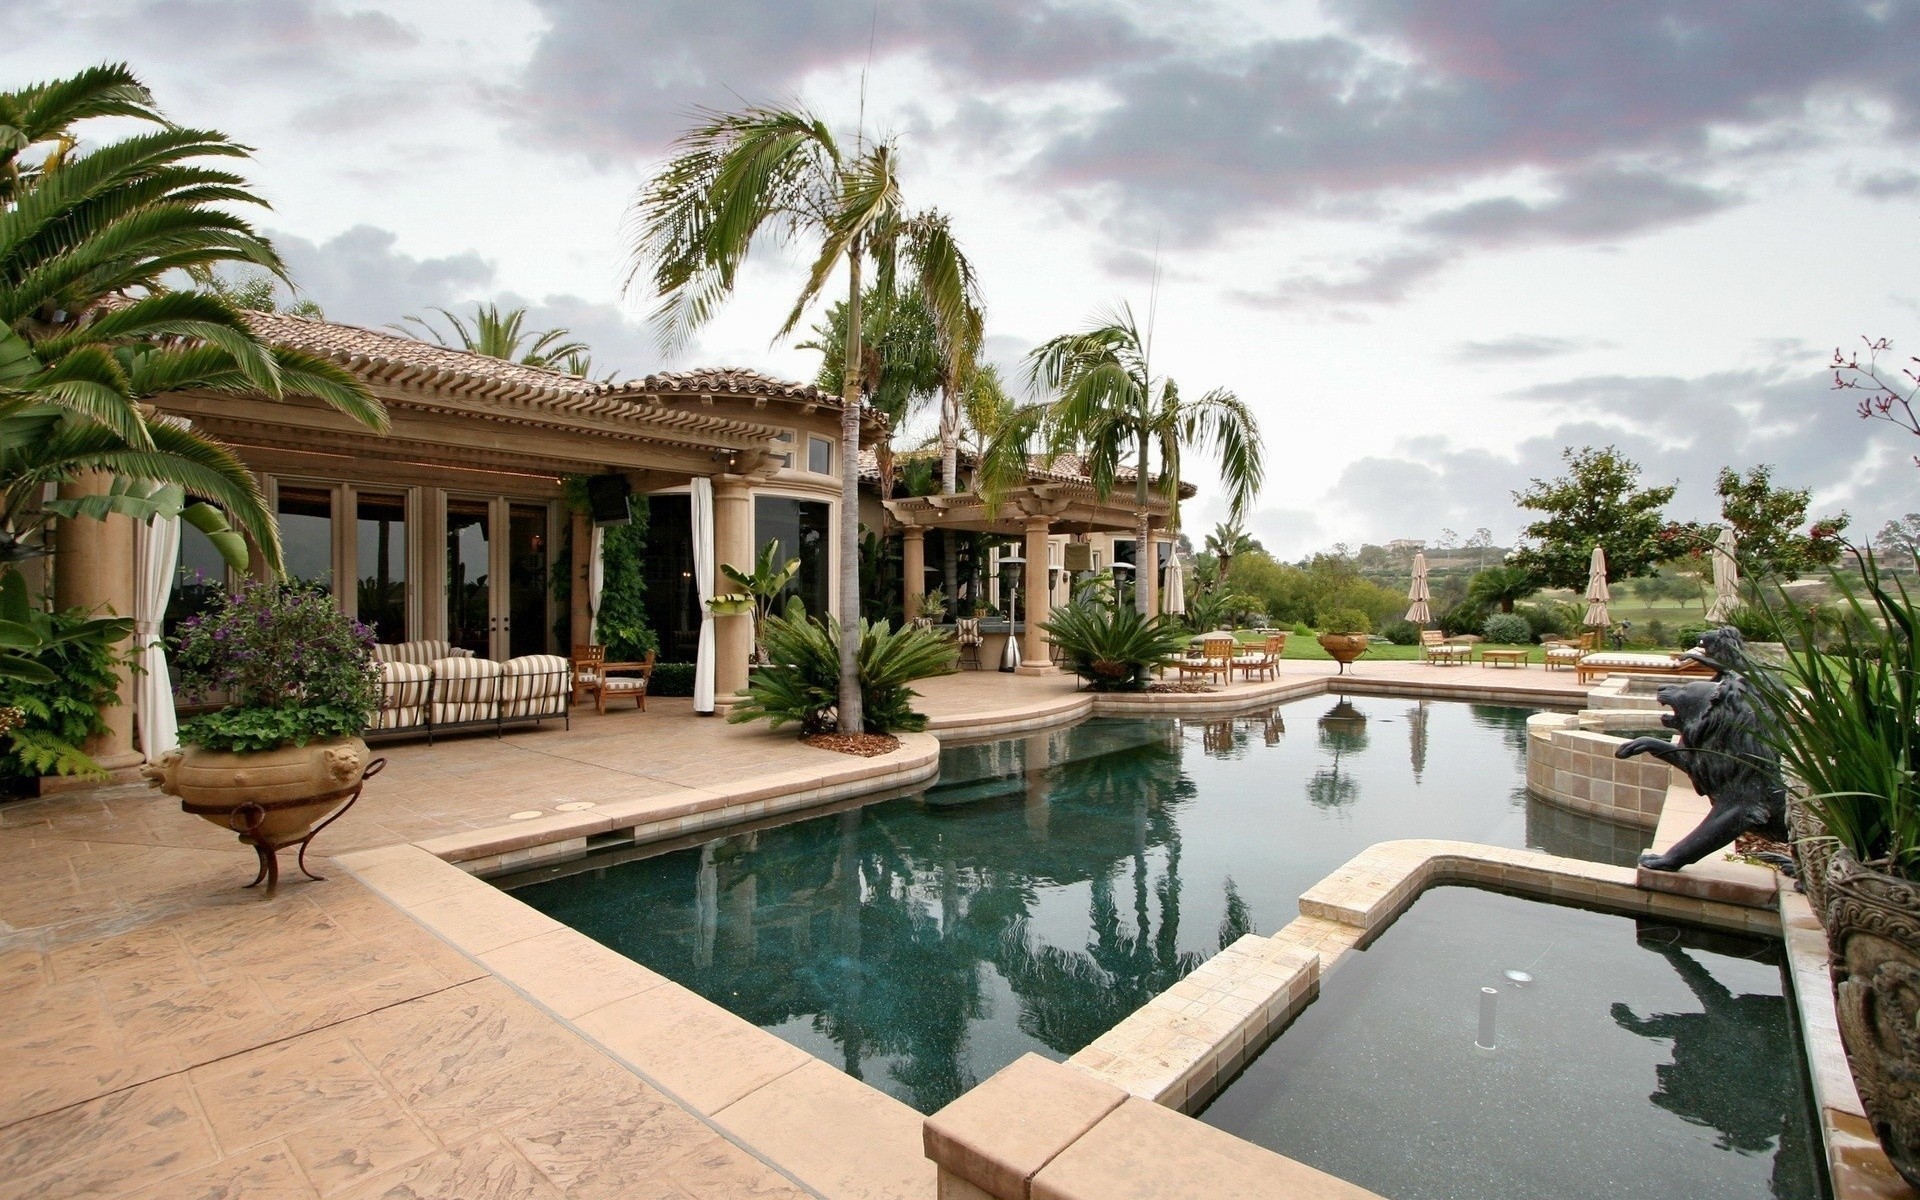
[0,661,1587,1200]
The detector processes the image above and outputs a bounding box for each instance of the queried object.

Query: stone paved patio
[0,660,1597,1200]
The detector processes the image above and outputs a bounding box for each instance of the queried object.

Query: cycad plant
[0,63,384,571]
[1041,603,1189,691]
[983,303,1263,614]
[728,597,957,735]
[1747,547,1920,878]
[629,103,982,735]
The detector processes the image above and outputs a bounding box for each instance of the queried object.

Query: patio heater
[998,551,1024,672]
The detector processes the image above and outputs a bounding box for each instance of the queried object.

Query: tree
[1467,527,1494,568]
[1,63,384,571]
[628,104,981,733]
[1508,447,1677,589]
[396,303,593,373]
[1832,336,1920,467]
[1203,521,1258,582]
[802,285,940,490]
[1466,565,1537,614]
[989,303,1263,614]
[1713,464,1849,579]
[1874,513,1920,557]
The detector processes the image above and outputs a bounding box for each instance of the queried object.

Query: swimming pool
[506,696,1654,1112]
[1201,885,1822,1200]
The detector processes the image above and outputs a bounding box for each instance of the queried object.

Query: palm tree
[1,64,384,572]
[986,303,1263,614]
[395,303,592,371]
[1204,521,1257,582]
[800,284,941,489]
[626,104,981,732]
[1467,565,1538,614]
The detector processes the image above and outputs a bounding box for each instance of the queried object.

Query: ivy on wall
[552,479,659,662]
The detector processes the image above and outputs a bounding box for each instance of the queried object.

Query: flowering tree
[1833,337,1920,466]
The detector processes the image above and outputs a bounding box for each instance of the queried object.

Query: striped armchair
[430,656,504,728]
[502,655,573,721]
[372,640,476,667]
[372,661,433,731]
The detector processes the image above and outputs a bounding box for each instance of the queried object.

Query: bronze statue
[1615,627,1788,872]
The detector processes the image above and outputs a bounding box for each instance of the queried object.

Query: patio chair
[573,645,657,713]
[955,618,984,670]
[1420,629,1471,666]
[1234,633,1287,682]
[1542,632,1594,671]
[1174,636,1235,685]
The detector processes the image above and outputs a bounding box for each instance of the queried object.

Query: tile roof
[857,449,1194,497]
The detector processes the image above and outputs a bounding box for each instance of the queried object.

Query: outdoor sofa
[368,640,573,743]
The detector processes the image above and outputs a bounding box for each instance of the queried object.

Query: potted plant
[720,539,799,662]
[145,581,379,887]
[1315,609,1374,667]
[1041,603,1189,691]
[918,587,948,624]
[1748,547,1920,1186]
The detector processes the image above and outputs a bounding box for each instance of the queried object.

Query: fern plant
[1041,603,1189,691]
[0,572,130,783]
[729,598,956,735]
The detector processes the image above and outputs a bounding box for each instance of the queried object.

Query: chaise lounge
[1573,651,1716,685]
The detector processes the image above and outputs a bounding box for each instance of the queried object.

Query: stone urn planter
[1316,633,1370,672]
[145,736,374,894]
[1825,846,1920,1188]
[1788,797,1835,925]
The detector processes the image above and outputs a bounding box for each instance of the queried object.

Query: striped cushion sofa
[368,641,573,743]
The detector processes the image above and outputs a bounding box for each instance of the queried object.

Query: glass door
[445,498,492,657]
[506,503,550,658]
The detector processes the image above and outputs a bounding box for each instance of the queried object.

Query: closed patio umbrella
[1583,546,1612,629]
[1161,555,1186,615]
[1404,552,1431,624]
[1705,526,1739,623]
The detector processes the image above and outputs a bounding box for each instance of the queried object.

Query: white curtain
[692,477,716,714]
[133,509,181,761]
[588,524,606,643]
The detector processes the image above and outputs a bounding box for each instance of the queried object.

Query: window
[772,429,795,470]
[167,520,227,640]
[807,435,832,474]
[755,496,831,617]
[355,492,407,643]
[276,484,334,589]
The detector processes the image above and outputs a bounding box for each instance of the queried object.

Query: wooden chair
[572,645,656,713]
[1234,633,1287,681]
[1420,629,1471,665]
[1174,636,1235,684]
[1543,632,1594,671]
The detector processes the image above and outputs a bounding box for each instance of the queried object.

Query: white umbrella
[1162,555,1186,615]
[1705,527,1738,623]
[1582,546,1612,629]
[1404,552,1431,624]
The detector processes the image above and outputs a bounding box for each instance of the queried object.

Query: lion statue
[1616,627,1787,872]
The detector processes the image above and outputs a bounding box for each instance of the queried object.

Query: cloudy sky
[11,0,1920,556]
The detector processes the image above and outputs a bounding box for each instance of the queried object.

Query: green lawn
[1213,631,1548,664]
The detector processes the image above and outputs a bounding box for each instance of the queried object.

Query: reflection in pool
[507,697,1654,1112]
[1201,886,1822,1200]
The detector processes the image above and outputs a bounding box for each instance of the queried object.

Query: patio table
[1479,648,1529,669]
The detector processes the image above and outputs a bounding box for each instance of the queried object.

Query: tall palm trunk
[939,383,960,606]
[1134,428,1151,615]
[838,239,866,733]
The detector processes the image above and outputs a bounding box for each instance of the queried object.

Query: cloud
[1418,168,1738,246]
[1453,335,1615,363]
[272,226,494,327]
[1855,168,1920,199]
[1231,246,1458,311]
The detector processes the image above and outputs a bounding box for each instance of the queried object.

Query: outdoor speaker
[585,474,632,526]
[1063,542,1093,571]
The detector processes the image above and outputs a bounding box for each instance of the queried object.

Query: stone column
[901,525,925,622]
[53,471,141,770]
[1017,517,1053,675]
[569,510,592,651]
[711,477,755,706]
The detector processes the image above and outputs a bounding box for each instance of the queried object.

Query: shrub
[1726,602,1781,642]
[1381,619,1421,646]
[1438,601,1490,637]
[1515,600,1580,641]
[0,573,128,782]
[1317,608,1373,635]
[1643,617,1670,646]
[1480,612,1533,645]
[1747,548,1920,877]
[649,662,695,697]
[173,581,379,753]
[1043,603,1191,691]
[728,598,956,734]
[1674,619,1715,648]
[1291,621,1316,638]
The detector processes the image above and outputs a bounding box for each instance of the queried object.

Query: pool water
[507,696,1654,1112]
[1202,886,1823,1200]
